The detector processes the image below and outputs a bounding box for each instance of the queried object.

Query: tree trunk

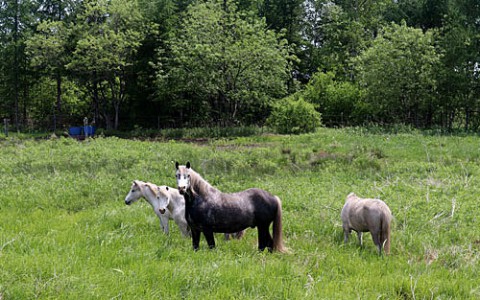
[56,72,62,127]
[92,78,100,128]
[13,0,20,131]
[465,107,469,131]
[114,101,120,130]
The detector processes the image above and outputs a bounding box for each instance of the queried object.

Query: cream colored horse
[341,192,392,255]
[124,180,191,237]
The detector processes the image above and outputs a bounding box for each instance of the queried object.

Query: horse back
[233,188,280,220]
[186,187,279,233]
[343,198,391,232]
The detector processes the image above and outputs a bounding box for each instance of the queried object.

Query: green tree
[25,0,80,130]
[354,21,440,126]
[27,77,89,129]
[261,0,303,74]
[301,0,393,78]
[26,20,72,130]
[0,0,37,130]
[434,0,480,130]
[385,0,449,30]
[156,0,292,125]
[67,0,151,130]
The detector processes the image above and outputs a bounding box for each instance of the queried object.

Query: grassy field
[1,127,479,299]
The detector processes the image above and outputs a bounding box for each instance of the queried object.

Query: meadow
[0,127,479,299]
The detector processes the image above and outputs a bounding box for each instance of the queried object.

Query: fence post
[3,118,8,137]
[83,117,89,138]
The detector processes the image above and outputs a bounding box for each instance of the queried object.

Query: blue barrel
[69,127,82,136]
[83,126,96,136]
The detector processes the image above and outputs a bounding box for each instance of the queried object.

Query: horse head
[125,180,144,205]
[175,161,191,195]
[156,186,171,214]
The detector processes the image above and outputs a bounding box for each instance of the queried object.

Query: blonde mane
[187,168,219,197]
[144,182,161,198]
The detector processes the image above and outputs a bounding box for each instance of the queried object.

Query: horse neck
[142,184,159,207]
[190,170,219,197]
[183,187,196,206]
[167,188,183,211]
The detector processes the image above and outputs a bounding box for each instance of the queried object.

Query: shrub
[267,97,321,134]
[302,71,365,126]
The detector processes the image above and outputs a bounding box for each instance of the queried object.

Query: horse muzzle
[178,187,186,195]
[159,208,166,214]
[125,200,132,205]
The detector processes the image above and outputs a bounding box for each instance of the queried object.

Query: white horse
[341,192,392,255]
[124,180,191,237]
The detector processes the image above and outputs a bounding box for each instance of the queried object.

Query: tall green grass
[1,128,479,299]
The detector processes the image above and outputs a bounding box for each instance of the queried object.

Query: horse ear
[186,161,191,169]
[133,180,139,186]
[175,161,179,170]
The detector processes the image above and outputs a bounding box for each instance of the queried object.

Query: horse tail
[381,214,391,255]
[272,196,287,253]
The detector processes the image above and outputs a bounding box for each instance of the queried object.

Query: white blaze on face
[176,168,190,194]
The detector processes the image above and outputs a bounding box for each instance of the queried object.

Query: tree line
[0,0,479,132]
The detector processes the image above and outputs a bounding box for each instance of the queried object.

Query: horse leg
[155,210,169,234]
[234,230,245,239]
[257,225,273,252]
[371,230,382,255]
[357,231,363,246]
[343,227,351,244]
[266,228,273,251]
[225,231,244,240]
[179,220,190,237]
[203,229,216,249]
[160,215,169,234]
[182,223,192,237]
[171,212,190,237]
[191,229,201,251]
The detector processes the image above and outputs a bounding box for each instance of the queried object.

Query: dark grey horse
[175,161,286,252]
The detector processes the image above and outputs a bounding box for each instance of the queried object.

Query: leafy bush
[267,97,321,134]
[302,71,365,126]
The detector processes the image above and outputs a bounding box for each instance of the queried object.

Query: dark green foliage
[0,0,479,131]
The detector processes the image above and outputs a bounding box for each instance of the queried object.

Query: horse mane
[188,168,219,197]
[144,182,160,198]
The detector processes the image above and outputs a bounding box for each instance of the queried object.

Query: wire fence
[1,114,266,133]
[3,111,480,135]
